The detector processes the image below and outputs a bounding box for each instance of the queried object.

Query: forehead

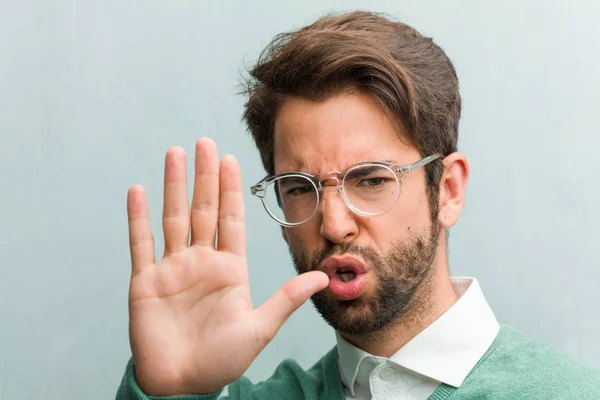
[273,92,418,174]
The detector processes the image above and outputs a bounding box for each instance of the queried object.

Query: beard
[289,221,440,336]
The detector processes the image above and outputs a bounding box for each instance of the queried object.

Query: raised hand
[126,138,328,396]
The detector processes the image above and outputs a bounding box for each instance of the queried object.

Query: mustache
[309,241,381,272]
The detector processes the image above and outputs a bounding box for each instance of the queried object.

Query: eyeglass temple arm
[395,154,442,173]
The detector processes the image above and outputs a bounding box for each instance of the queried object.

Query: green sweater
[117,326,600,399]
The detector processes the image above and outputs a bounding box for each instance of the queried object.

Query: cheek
[401,178,432,223]
[284,224,321,254]
[367,186,431,249]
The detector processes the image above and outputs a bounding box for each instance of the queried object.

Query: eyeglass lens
[261,165,400,225]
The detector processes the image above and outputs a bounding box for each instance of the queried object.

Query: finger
[190,138,219,247]
[162,147,190,255]
[127,185,155,275]
[216,155,246,256]
[255,271,329,343]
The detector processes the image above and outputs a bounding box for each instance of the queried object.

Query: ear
[281,226,289,244]
[437,152,469,229]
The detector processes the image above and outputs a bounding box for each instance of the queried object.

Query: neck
[339,247,458,357]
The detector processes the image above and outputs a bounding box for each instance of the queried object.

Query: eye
[285,185,315,196]
[358,177,389,187]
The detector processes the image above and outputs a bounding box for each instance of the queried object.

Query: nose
[319,187,359,244]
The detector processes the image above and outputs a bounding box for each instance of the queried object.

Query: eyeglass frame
[250,153,442,227]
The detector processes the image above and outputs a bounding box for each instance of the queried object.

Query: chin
[311,290,401,336]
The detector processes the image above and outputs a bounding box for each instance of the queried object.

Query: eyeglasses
[250,154,441,227]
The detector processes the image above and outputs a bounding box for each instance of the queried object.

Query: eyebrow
[277,159,401,175]
[345,164,391,178]
[277,176,312,187]
[276,159,307,174]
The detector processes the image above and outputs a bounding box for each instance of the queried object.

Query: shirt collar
[336,277,499,394]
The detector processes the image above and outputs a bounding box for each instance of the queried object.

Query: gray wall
[1,0,599,398]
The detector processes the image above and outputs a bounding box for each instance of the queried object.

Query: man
[117,11,600,400]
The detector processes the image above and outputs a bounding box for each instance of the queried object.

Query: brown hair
[242,10,461,212]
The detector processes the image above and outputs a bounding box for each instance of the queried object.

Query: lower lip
[328,272,367,301]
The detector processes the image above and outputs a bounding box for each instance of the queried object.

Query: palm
[126,139,327,396]
[129,248,256,394]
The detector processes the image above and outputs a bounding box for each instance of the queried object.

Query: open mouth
[336,268,357,282]
[321,255,368,301]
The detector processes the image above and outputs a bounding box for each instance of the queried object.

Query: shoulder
[456,326,600,399]
[227,347,342,399]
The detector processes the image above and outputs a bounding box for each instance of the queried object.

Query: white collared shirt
[336,277,499,400]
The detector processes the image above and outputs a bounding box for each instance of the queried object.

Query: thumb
[254,271,329,344]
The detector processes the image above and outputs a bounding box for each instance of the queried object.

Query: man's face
[273,92,440,336]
